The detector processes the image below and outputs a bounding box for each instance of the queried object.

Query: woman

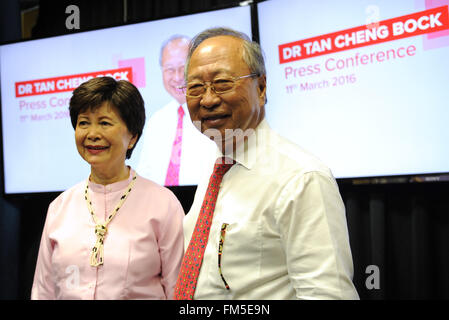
[31,77,184,299]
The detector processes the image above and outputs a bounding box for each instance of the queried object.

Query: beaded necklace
[84,172,137,267]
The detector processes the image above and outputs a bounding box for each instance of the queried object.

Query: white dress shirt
[137,101,216,186]
[184,119,359,300]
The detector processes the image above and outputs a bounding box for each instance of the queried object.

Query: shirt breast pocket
[209,220,262,292]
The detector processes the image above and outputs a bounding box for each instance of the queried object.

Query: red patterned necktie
[174,157,235,300]
[165,105,185,186]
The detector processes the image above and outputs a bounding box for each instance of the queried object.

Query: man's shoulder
[149,100,179,120]
[141,100,179,139]
[261,126,333,178]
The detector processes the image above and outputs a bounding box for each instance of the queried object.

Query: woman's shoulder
[49,180,86,209]
[134,173,184,212]
[134,174,177,199]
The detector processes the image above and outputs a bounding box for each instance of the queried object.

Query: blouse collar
[87,167,136,194]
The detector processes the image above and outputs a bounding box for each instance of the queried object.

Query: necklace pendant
[85,172,137,267]
[95,224,107,237]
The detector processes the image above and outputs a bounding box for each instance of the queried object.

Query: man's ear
[257,74,267,106]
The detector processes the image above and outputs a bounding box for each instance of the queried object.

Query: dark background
[0,0,448,300]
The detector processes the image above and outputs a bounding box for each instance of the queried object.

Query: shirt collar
[215,118,271,170]
[170,100,188,115]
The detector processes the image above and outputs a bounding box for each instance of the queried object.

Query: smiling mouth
[86,145,109,154]
[202,114,230,128]
[203,114,230,121]
[174,86,184,93]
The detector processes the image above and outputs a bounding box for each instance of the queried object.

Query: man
[137,35,216,186]
[174,28,359,300]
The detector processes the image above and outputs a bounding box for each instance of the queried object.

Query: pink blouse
[31,168,184,299]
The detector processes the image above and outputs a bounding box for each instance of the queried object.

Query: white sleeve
[275,171,359,300]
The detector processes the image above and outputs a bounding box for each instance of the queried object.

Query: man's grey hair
[184,27,266,81]
[159,34,191,67]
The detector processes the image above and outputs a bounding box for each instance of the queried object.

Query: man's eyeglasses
[178,73,258,98]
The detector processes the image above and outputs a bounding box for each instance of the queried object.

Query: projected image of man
[137,35,215,186]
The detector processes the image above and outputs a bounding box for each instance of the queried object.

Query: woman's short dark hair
[69,77,145,159]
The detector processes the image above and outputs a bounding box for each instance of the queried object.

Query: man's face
[186,36,266,145]
[161,39,189,105]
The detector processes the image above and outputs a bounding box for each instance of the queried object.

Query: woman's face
[75,102,137,178]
